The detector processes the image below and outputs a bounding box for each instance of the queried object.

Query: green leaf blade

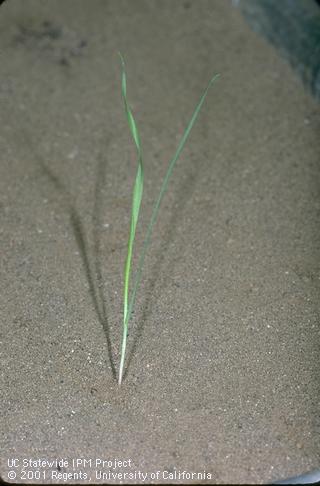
[125,73,220,348]
[119,54,144,385]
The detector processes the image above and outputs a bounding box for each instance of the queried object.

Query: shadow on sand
[38,154,117,379]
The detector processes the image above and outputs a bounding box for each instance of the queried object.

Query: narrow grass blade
[118,53,144,385]
[125,73,220,356]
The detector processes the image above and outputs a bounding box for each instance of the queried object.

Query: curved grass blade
[118,53,144,385]
[124,73,220,367]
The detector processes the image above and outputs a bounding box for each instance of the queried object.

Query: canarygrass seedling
[118,54,219,384]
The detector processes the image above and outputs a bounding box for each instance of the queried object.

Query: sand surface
[0,0,319,483]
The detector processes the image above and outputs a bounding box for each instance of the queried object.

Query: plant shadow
[38,153,117,379]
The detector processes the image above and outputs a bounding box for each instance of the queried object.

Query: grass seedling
[118,53,144,385]
[118,54,219,384]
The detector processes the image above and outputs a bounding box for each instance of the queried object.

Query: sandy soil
[0,0,319,483]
